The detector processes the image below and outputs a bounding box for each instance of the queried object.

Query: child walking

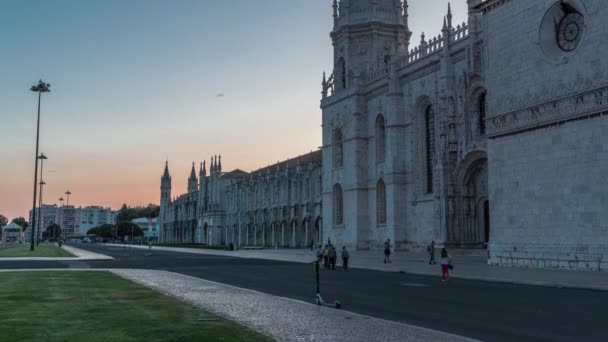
[440,248,450,281]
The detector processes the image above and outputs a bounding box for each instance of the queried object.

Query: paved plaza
[1,243,606,342]
[112,268,478,342]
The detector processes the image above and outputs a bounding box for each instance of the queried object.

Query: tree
[0,215,7,228]
[11,217,28,231]
[87,224,116,239]
[116,221,143,242]
[44,223,62,240]
[117,204,159,223]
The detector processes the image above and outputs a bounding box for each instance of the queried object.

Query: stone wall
[488,116,608,270]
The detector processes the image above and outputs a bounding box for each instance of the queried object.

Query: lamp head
[30,80,51,93]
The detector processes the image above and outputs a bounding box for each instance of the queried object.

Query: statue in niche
[383,46,391,74]
[448,123,457,150]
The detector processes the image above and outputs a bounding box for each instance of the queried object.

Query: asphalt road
[3,243,606,342]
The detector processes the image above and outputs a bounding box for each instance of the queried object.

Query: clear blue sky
[0,0,466,220]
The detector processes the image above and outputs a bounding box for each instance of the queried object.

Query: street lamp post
[64,190,71,237]
[36,153,48,245]
[58,197,64,241]
[29,80,50,251]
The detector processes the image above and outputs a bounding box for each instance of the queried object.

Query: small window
[333,128,343,168]
[377,179,386,225]
[338,58,346,89]
[333,184,343,225]
[479,93,487,135]
[425,105,435,193]
[376,115,386,162]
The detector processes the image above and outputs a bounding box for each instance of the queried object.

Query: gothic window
[333,128,343,168]
[318,175,322,197]
[376,115,386,162]
[338,58,346,89]
[479,92,487,135]
[377,179,386,225]
[333,183,343,226]
[425,105,435,194]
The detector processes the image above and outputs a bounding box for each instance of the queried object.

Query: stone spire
[162,160,170,180]
[189,162,197,180]
[188,162,198,193]
[447,2,453,28]
[202,160,206,176]
[322,71,328,99]
[218,155,222,172]
[332,0,339,27]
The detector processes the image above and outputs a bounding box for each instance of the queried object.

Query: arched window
[338,58,346,89]
[376,115,386,162]
[333,184,343,225]
[377,179,386,225]
[333,128,343,168]
[425,105,435,193]
[479,92,487,135]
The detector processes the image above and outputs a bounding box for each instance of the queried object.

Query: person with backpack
[440,248,451,281]
[328,245,337,270]
[341,246,350,270]
[383,239,392,263]
[323,245,329,269]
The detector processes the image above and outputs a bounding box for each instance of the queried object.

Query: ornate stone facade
[321,0,607,270]
[161,0,608,271]
[159,152,323,248]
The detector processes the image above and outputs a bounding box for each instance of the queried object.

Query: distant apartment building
[78,206,117,235]
[27,205,117,239]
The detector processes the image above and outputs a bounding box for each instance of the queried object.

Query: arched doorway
[454,151,489,247]
[314,217,322,246]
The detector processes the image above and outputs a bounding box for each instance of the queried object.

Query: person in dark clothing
[383,239,392,263]
[328,245,337,270]
[323,245,329,269]
[342,246,349,270]
[428,240,436,265]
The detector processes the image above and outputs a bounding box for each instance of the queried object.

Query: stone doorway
[452,151,489,247]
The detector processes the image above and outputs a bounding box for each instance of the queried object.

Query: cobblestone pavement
[0,244,113,261]
[111,268,480,342]
[106,244,608,291]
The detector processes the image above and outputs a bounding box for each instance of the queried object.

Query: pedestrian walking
[323,245,329,269]
[383,238,392,263]
[440,248,451,281]
[428,240,436,265]
[342,246,349,270]
[328,245,337,270]
[316,245,323,262]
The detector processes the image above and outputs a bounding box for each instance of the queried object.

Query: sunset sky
[0,0,466,220]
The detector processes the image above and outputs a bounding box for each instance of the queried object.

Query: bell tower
[329,0,411,91]
[159,161,172,243]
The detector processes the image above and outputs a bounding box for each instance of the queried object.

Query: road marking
[399,282,430,288]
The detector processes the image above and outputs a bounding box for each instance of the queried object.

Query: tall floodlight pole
[65,190,71,206]
[29,80,51,251]
[65,190,71,237]
[58,197,64,240]
[37,153,48,245]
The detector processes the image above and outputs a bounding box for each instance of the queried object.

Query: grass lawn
[0,243,74,257]
[0,272,271,342]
